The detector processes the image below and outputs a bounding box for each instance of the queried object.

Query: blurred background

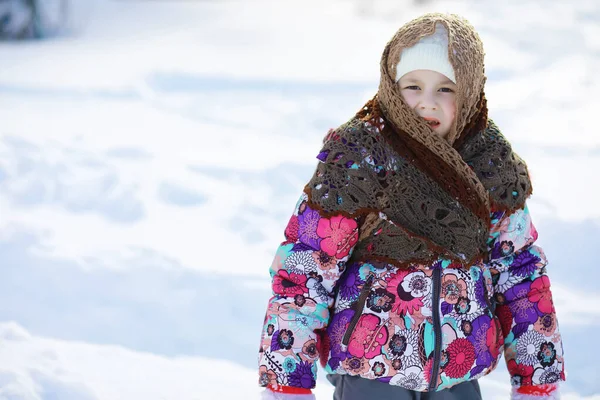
[0,0,598,399]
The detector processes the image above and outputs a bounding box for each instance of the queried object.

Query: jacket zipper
[341,273,374,347]
[428,267,442,391]
[483,280,496,315]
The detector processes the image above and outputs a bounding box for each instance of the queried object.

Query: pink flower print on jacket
[284,215,300,243]
[528,276,555,315]
[385,270,423,315]
[272,270,309,297]
[486,318,502,360]
[347,314,388,359]
[316,215,359,259]
[444,338,476,378]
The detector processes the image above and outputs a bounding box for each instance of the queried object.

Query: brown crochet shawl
[303,14,532,269]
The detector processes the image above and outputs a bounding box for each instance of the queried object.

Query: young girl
[257,13,565,400]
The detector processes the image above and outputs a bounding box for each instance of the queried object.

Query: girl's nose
[418,93,437,110]
[419,102,437,111]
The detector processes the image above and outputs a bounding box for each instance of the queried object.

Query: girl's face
[398,70,457,139]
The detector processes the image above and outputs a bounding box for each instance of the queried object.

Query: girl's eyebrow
[401,77,456,85]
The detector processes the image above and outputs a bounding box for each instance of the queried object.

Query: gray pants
[326,375,482,400]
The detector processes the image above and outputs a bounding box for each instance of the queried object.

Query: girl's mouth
[423,117,441,129]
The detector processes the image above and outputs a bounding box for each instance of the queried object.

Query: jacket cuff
[261,388,316,400]
[266,384,312,395]
[511,384,560,399]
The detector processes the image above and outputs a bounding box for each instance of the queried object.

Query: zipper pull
[340,272,376,348]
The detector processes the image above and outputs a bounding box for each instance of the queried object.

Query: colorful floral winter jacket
[258,181,565,393]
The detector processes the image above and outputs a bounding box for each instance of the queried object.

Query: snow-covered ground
[0,0,598,399]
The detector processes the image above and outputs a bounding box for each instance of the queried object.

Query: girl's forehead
[400,70,455,84]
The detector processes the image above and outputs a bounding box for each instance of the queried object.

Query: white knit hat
[395,23,456,83]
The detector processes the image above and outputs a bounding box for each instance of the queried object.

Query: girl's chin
[429,124,448,136]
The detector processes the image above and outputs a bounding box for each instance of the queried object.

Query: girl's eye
[404,85,420,90]
[439,87,455,93]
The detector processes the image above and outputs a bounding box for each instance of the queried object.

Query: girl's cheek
[445,99,457,119]
[401,92,417,108]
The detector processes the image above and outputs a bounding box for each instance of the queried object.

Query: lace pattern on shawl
[458,120,532,212]
[304,116,531,269]
[304,118,489,267]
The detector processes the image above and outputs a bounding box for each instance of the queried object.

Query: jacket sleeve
[257,191,360,390]
[487,204,566,392]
